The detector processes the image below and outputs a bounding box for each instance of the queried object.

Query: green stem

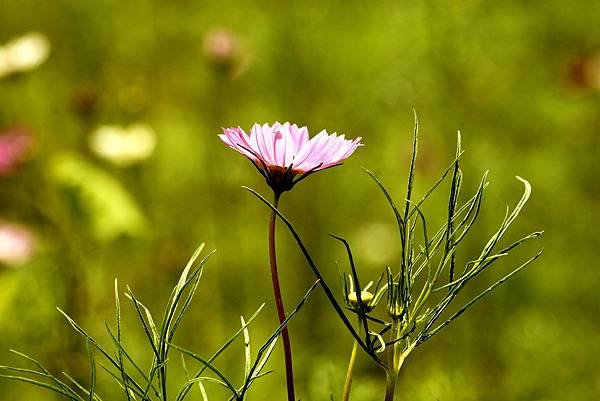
[384,320,398,401]
[384,369,398,401]
[269,192,295,401]
[342,339,359,401]
[343,316,364,401]
[384,331,414,401]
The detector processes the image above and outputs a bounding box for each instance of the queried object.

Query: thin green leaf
[169,344,239,399]
[446,132,462,284]
[404,110,419,220]
[241,281,319,397]
[170,252,213,342]
[411,172,488,280]
[104,323,159,396]
[363,168,404,244]
[158,245,211,401]
[61,372,102,401]
[6,350,84,400]
[474,177,532,270]
[86,340,97,401]
[198,380,209,401]
[329,235,371,351]
[125,288,159,356]
[241,316,251,379]
[0,374,82,401]
[251,336,278,379]
[182,355,190,381]
[141,360,168,400]
[97,363,145,399]
[176,303,265,401]
[56,309,146,396]
[175,244,206,301]
[115,280,132,401]
[420,249,543,343]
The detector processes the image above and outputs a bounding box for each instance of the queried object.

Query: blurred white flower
[0,222,36,267]
[0,32,50,78]
[89,124,156,167]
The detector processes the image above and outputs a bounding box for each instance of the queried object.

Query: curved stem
[269,192,295,401]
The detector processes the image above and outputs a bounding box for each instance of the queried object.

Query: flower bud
[347,290,375,312]
[203,28,240,69]
[387,300,404,319]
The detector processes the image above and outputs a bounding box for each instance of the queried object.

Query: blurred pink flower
[219,122,362,193]
[203,28,240,66]
[0,127,34,176]
[0,222,36,267]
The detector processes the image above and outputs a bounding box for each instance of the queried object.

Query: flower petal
[219,122,362,192]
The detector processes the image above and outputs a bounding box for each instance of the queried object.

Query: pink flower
[203,28,240,67]
[0,126,34,177]
[219,122,362,193]
[0,221,36,267]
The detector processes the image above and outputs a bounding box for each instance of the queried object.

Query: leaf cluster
[0,244,317,401]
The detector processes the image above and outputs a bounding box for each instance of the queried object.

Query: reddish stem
[269,192,296,401]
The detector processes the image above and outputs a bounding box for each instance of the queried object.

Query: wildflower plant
[246,114,543,401]
[220,121,362,401]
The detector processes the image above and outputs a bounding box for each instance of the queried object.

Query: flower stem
[269,192,296,401]
[342,317,363,401]
[384,322,415,401]
[384,369,398,401]
[342,339,359,401]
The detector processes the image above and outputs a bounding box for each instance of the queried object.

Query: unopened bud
[387,300,404,319]
[203,28,240,69]
[347,290,375,312]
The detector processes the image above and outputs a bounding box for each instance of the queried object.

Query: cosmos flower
[0,222,36,267]
[0,126,34,177]
[219,122,362,193]
[0,32,50,78]
[89,124,156,167]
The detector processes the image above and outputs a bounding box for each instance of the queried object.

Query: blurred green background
[1,0,599,400]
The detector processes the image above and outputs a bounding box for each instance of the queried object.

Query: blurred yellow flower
[89,124,156,167]
[0,32,50,78]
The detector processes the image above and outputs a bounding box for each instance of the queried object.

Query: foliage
[0,245,318,401]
